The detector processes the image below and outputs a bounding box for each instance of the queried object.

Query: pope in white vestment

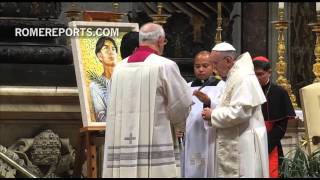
[184,79,225,178]
[201,42,269,178]
[102,44,193,178]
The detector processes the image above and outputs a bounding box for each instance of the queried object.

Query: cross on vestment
[190,153,205,167]
[124,133,136,144]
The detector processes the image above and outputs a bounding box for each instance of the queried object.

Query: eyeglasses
[158,36,168,45]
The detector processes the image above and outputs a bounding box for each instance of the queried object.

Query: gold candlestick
[110,2,124,22]
[157,2,163,15]
[151,2,170,26]
[113,2,119,13]
[64,2,82,21]
[272,6,298,108]
[215,2,222,44]
[82,3,124,22]
[308,11,320,83]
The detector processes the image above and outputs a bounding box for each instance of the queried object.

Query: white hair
[139,25,165,43]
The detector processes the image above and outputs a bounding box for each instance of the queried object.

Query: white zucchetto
[212,42,236,51]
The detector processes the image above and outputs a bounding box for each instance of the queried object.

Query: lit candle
[317,2,320,12]
[279,2,284,9]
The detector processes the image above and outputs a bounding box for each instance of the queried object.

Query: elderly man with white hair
[200,42,269,178]
[102,23,193,178]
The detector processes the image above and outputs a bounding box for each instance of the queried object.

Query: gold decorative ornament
[82,2,124,22]
[308,10,320,83]
[271,4,298,108]
[215,2,222,44]
[112,2,119,13]
[150,2,170,25]
[109,2,124,22]
[64,3,82,21]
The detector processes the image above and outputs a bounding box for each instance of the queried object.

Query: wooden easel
[73,126,105,178]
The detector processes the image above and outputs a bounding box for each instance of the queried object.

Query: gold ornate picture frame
[69,21,139,127]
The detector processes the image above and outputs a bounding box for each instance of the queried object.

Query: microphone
[178,137,184,145]
[178,132,184,149]
[198,76,217,91]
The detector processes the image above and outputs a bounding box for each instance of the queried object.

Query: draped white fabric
[211,52,269,178]
[102,54,192,178]
[184,81,225,177]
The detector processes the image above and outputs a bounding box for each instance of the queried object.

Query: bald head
[194,51,214,80]
[139,23,167,55]
[140,23,162,33]
[195,51,211,63]
[139,23,165,43]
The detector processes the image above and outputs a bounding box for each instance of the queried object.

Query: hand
[193,90,210,105]
[176,130,184,138]
[201,107,212,121]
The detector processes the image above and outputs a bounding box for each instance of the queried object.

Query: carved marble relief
[0,130,75,178]
[289,2,316,106]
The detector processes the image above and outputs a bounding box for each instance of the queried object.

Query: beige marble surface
[0,86,79,96]
[0,86,82,156]
[0,86,81,117]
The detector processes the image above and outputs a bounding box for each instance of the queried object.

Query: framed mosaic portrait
[69,21,139,127]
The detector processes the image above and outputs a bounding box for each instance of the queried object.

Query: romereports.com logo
[15,27,119,37]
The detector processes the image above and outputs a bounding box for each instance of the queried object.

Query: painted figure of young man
[90,36,118,122]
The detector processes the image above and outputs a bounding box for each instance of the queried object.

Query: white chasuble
[102,54,192,178]
[210,52,269,178]
[184,81,225,178]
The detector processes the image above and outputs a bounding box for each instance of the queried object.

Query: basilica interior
[0,2,319,178]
